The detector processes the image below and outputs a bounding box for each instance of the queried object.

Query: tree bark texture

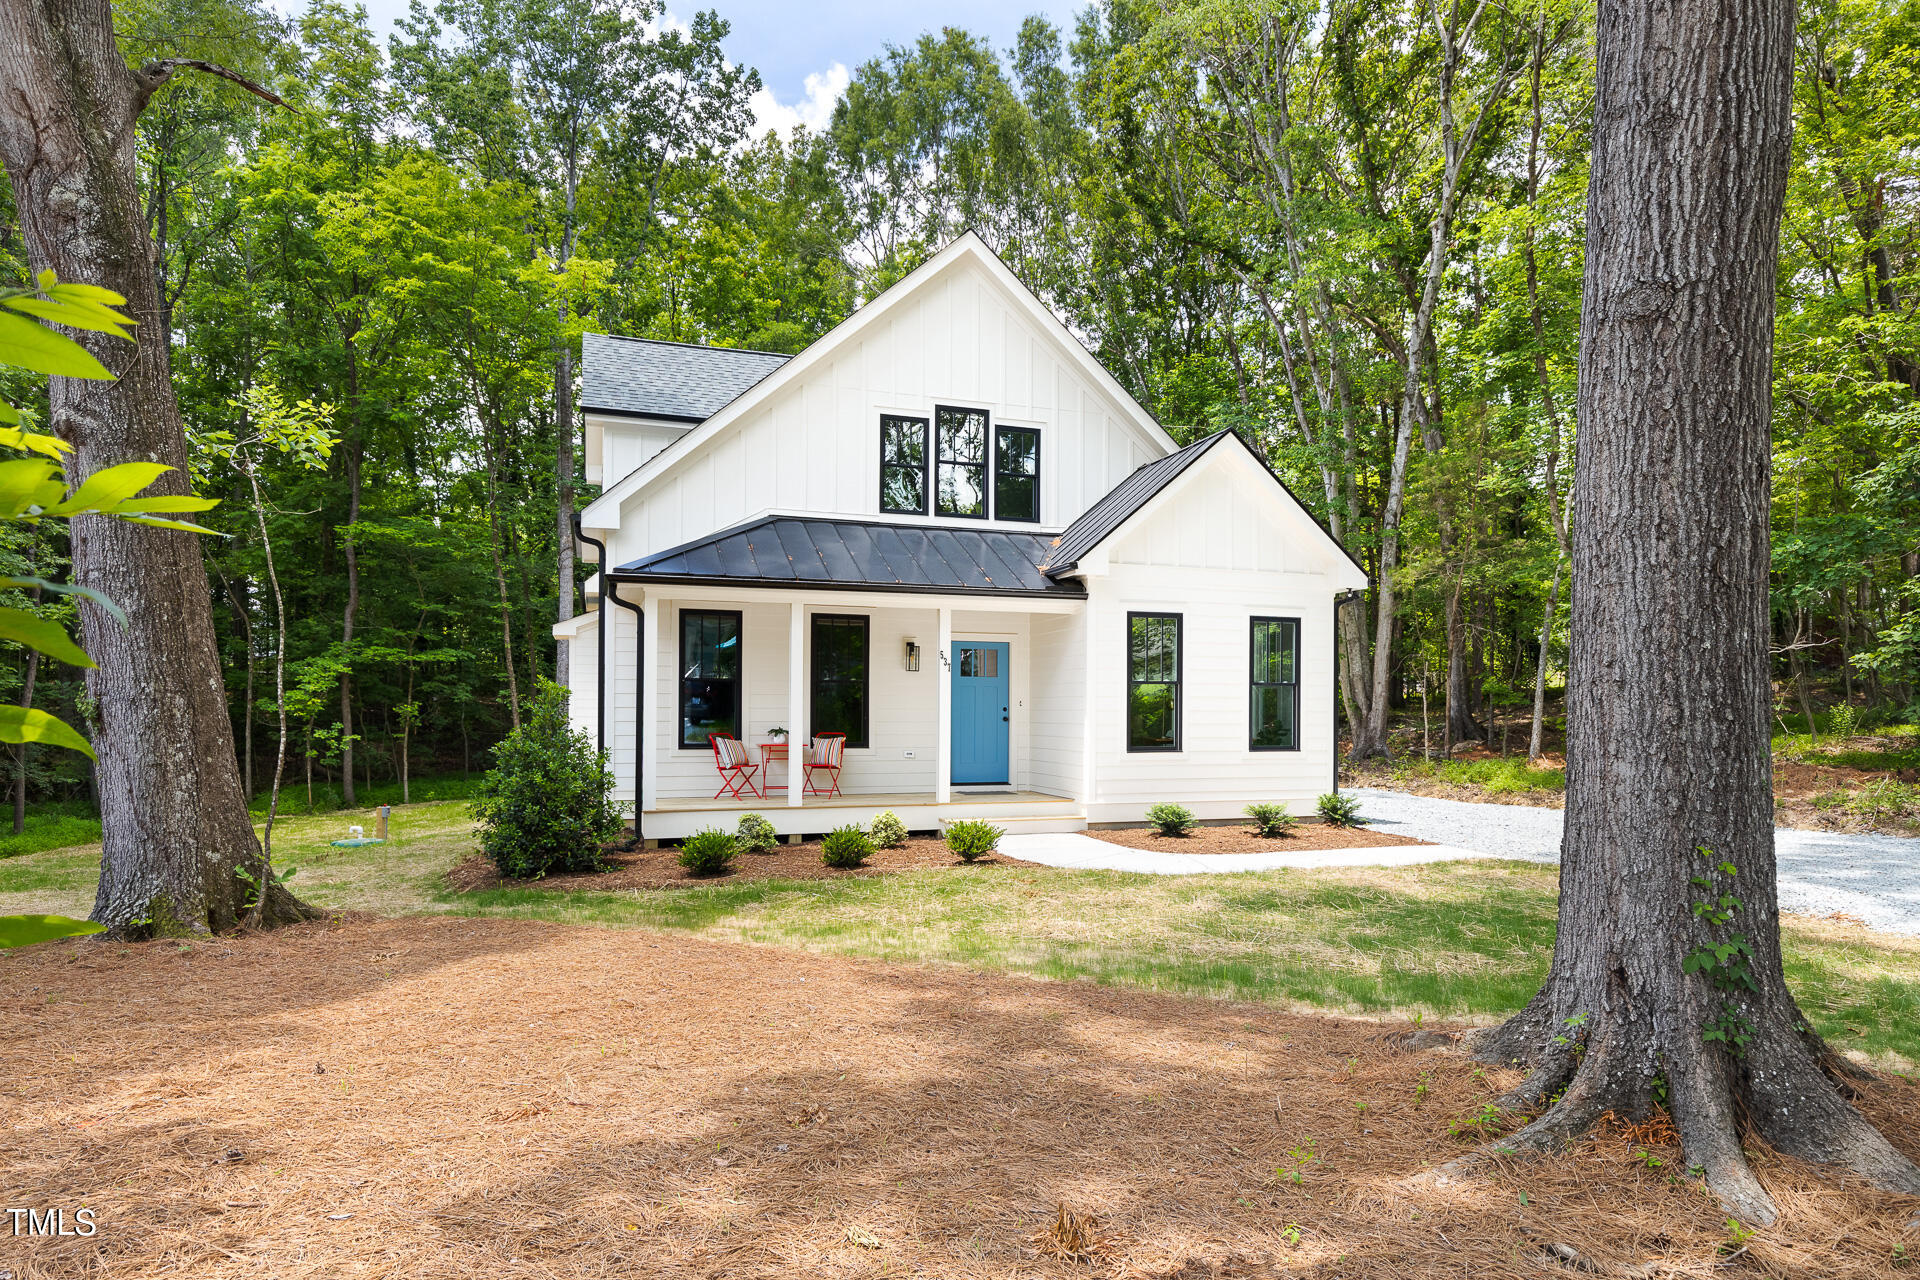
[0,0,313,934]
[1472,0,1919,1223]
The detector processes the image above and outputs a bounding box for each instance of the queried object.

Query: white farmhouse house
[561,232,1368,841]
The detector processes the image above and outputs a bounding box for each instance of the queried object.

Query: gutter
[572,513,609,755]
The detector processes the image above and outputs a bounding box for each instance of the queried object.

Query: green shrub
[867,810,909,848]
[471,680,623,879]
[945,819,1003,861]
[736,812,779,854]
[677,827,738,876]
[1244,802,1297,837]
[821,824,874,869]
[1848,778,1918,824]
[1145,802,1197,836]
[1316,792,1364,827]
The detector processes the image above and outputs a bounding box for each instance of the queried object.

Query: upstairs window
[994,425,1040,522]
[678,610,741,748]
[935,405,988,518]
[1127,612,1181,751]
[1250,617,1300,750]
[880,415,929,515]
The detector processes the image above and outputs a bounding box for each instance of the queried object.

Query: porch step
[943,813,1087,836]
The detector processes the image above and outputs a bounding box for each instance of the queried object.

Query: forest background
[3,0,1914,818]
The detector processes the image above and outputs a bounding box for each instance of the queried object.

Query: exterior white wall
[599,254,1166,567]
[584,411,692,490]
[1080,460,1347,822]
[645,596,947,799]
[1027,608,1086,799]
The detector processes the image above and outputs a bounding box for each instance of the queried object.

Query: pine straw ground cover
[1086,824,1424,855]
[1,917,1916,1279]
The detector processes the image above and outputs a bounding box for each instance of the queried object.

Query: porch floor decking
[646,789,1067,813]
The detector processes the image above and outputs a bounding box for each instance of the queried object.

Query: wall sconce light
[904,639,920,672]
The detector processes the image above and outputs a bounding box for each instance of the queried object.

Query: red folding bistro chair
[708,733,761,799]
[802,732,846,798]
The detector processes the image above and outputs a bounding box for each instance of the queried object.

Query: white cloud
[749,63,849,139]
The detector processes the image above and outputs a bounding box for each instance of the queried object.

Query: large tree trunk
[0,0,313,935]
[1468,0,1919,1223]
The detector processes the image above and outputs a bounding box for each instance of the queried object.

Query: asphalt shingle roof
[581,332,790,422]
[614,516,1086,598]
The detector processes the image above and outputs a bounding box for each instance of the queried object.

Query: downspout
[606,576,646,844]
[572,513,608,754]
[1332,589,1364,796]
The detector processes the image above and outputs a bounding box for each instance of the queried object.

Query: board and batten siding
[598,254,1165,568]
[1079,456,1346,821]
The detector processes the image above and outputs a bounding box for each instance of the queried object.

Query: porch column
[935,605,952,805]
[640,595,660,818]
[787,601,805,808]
[1081,597,1098,807]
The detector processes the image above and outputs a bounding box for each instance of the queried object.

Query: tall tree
[1466,0,1920,1223]
[0,0,312,932]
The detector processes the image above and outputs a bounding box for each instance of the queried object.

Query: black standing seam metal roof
[612,516,1085,598]
[580,332,791,422]
[1038,430,1233,574]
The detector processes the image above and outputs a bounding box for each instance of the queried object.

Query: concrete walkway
[998,831,1492,875]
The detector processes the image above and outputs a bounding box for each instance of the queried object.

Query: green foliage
[735,812,779,854]
[0,270,220,763]
[1392,757,1566,793]
[866,810,908,849]
[1244,803,1297,837]
[1316,794,1364,827]
[469,680,620,879]
[677,828,738,877]
[1684,848,1757,1057]
[820,824,873,869]
[0,803,102,859]
[944,819,1002,861]
[1145,802,1197,836]
[0,914,105,949]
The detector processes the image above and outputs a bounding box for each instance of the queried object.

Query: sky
[316,0,1085,136]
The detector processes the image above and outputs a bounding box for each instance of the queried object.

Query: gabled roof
[1040,428,1369,583]
[613,515,1084,599]
[1040,431,1232,574]
[580,332,789,422]
[580,231,1182,529]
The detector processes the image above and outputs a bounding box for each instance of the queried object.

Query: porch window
[994,425,1040,522]
[935,405,988,518]
[1250,616,1300,750]
[880,414,929,515]
[810,613,869,748]
[1127,612,1181,751]
[678,610,742,748]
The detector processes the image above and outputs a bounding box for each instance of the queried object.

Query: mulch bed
[449,835,1016,893]
[1088,821,1427,854]
[3,916,1915,1278]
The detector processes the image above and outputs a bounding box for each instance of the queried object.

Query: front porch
[640,789,1083,842]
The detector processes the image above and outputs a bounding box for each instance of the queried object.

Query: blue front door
[951,641,1010,785]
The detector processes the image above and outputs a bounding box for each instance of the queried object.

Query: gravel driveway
[1348,787,1920,936]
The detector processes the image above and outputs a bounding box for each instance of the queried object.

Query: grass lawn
[6,798,1919,1066]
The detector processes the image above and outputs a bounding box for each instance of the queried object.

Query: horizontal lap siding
[1028,610,1085,799]
[648,599,940,800]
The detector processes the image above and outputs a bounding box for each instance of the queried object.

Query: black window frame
[1125,611,1183,753]
[809,612,870,749]
[992,424,1041,523]
[1249,615,1302,752]
[878,413,930,516]
[934,404,990,520]
[677,608,744,750]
